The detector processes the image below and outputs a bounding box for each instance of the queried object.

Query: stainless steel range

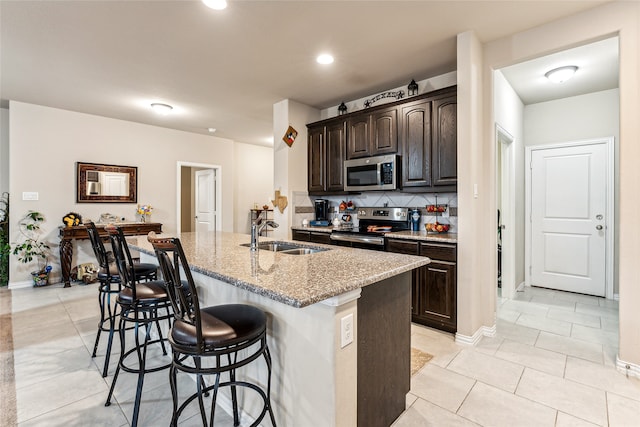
[330,207,410,250]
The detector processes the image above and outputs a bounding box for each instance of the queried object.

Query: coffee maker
[313,199,329,224]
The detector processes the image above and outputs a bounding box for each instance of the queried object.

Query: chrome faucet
[250,211,279,251]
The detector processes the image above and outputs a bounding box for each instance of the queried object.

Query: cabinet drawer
[292,230,311,242]
[310,232,331,245]
[419,243,456,262]
[386,239,419,255]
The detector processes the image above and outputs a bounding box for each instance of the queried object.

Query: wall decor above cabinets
[307,86,457,195]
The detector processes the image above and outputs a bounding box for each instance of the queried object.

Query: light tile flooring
[394,286,640,427]
[3,283,639,426]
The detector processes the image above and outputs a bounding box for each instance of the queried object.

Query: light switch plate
[22,191,39,201]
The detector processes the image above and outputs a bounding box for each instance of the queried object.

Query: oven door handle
[330,233,385,246]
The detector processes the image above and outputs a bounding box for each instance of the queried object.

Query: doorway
[525,138,614,297]
[176,162,221,234]
[496,125,516,300]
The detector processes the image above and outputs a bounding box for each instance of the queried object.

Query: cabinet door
[371,107,398,155]
[419,261,456,332]
[432,95,457,186]
[400,100,432,188]
[347,114,371,159]
[326,121,346,192]
[308,126,326,193]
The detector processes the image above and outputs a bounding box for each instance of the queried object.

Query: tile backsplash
[292,191,458,233]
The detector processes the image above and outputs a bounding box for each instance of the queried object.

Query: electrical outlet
[341,314,353,348]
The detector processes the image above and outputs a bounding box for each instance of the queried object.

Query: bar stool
[103,225,172,427]
[86,221,158,377]
[148,232,277,427]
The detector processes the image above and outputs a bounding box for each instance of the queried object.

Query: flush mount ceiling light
[316,53,334,65]
[202,0,227,10]
[208,128,217,133]
[545,65,578,83]
[150,103,173,115]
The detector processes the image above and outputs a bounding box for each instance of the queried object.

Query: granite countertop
[385,230,458,243]
[291,225,334,233]
[129,231,429,308]
[291,226,457,243]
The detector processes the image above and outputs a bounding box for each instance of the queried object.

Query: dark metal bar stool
[86,221,158,378]
[103,225,172,426]
[148,232,277,427]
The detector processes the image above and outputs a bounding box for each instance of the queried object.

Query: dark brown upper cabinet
[308,121,346,195]
[347,106,398,159]
[432,95,457,187]
[400,87,457,192]
[307,85,456,195]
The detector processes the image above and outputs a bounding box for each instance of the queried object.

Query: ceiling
[0,1,614,147]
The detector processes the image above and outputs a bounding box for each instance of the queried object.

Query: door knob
[596,225,603,230]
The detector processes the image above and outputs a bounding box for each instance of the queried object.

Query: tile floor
[394,286,640,427]
[3,283,639,426]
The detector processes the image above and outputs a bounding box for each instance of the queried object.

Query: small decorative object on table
[62,212,82,227]
[137,204,153,223]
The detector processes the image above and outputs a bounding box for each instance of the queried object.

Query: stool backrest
[105,225,138,300]
[86,222,111,270]
[148,232,203,349]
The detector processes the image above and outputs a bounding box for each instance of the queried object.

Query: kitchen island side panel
[141,252,359,427]
[357,271,412,427]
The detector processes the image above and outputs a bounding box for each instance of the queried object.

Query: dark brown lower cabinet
[291,229,332,244]
[386,238,457,333]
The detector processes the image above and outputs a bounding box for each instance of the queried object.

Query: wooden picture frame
[76,162,137,203]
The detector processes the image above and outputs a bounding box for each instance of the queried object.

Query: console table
[58,222,163,287]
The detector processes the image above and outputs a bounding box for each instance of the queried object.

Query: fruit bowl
[425,222,450,233]
[426,205,447,213]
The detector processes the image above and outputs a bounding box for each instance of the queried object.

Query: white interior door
[195,169,216,233]
[528,141,608,296]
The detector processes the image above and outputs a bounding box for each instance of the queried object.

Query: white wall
[233,142,274,234]
[524,89,619,145]
[493,71,525,290]
[8,101,237,286]
[481,2,640,368]
[0,108,9,195]
[272,99,320,239]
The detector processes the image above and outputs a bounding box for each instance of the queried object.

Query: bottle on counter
[410,208,421,231]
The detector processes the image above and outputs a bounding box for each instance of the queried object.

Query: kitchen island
[131,231,430,427]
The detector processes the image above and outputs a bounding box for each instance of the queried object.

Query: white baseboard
[8,280,33,290]
[455,324,496,346]
[613,293,620,301]
[616,355,640,379]
[516,281,526,292]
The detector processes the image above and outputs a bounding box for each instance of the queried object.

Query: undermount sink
[240,241,329,255]
[240,241,300,252]
[279,247,327,255]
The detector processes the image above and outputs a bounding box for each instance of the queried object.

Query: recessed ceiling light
[150,103,173,115]
[208,128,217,133]
[316,54,334,65]
[545,66,578,83]
[203,0,227,10]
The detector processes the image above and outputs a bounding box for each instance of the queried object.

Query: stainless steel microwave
[344,154,399,192]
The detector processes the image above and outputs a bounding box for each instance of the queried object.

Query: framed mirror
[76,162,137,203]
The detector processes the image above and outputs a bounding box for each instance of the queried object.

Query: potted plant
[0,192,9,287]
[12,210,52,287]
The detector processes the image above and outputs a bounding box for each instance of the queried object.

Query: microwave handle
[377,163,382,185]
